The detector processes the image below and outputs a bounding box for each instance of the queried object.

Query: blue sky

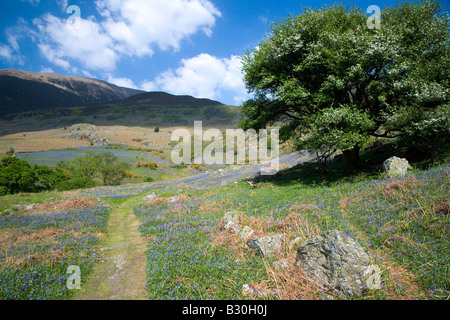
[0,0,448,105]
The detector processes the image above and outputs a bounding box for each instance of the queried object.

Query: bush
[154,127,160,133]
[54,177,96,191]
[143,176,154,183]
[0,186,7,196]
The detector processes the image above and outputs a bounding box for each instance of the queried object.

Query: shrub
[54,177,96,191]
[154,127,160,133]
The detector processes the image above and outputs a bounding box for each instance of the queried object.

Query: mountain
[0,69,144,116]
[115,91,224,108]
[0,70,241,135]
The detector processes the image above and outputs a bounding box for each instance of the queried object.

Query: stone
[143,191,158,202]
[239,226,254,240]
[224,221,241,234]
[382,156,412,178]
[295,230,372,295]
[222,211,240,227]
[247,234,284,257]
[289,237,303,251]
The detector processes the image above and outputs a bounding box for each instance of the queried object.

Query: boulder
[143,191,158,202]
[247,234,284,257]
[383,156,412,178]
[220,211,242,233]
[295,230,372,295]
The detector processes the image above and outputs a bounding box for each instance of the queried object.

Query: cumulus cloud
[32,0,221,71]
[106,74,138,89]
[33,14,118,71]
[142,53,251,104]
[0,44,13,61]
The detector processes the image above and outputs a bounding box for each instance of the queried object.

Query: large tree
[240,1,450,172]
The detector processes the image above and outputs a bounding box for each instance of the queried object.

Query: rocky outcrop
[383,156,412,178]
[295,230,372,295]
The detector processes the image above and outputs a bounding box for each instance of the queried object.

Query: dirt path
[76,197,148,300]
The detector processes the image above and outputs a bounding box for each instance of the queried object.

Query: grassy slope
[0,144,449,300]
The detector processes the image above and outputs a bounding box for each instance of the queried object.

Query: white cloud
[105,74,138,89]
[0,44,13,61]
[97,0,221,55]
[56,0,69,11]
[142,53,251,104]
[33,14,118,71]
[39,66,54,73]
[32,0,221,72]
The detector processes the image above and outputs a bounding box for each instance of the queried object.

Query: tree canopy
[240,0,450,171]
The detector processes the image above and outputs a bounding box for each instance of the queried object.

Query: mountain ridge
[0,69,145,116]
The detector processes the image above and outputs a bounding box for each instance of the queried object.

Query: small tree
[5,147,14,156]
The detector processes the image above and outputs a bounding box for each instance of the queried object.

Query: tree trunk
[343,146,362,173]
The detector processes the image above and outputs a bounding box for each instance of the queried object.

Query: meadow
[0,146,449,300]
[0,196,110,300]
[134,157,449,300]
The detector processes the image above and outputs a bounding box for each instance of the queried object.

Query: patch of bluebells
[135,196,268,300]
[0,206,110,300]
[344,165,450,297]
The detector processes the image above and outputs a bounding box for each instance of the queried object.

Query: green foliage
[54,176,96,191]
[241,1,450,171]
[0,157,38,194]
[6,147,15,156]
[154,127,160,133]
[143,176,154,183]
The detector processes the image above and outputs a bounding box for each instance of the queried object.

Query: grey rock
[247,234,284,257]
[239,226,254,240]
[143,191,158,202]
[382,156,412,178]
[221,211,240,228]
[295,230,372,295]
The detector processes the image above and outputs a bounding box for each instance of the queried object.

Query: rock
[143,191,158,202]
[169,196,180,203]
[383,156,412,178]
[295,230,372,295]
[239,226,254,240]
[289,237,303,251]
[247,234,284,257]
[224,221,241,234]
[222,211,240,226]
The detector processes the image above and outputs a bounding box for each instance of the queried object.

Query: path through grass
[75,196,147,300]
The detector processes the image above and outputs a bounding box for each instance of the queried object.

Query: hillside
[0,69,144,116]
[0,70,241,136]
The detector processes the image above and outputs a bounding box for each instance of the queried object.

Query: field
[0,146,449,300]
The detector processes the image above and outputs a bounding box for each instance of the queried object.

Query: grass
[133,152,449,300]
[0,199,111,300]
[1,141,449,300]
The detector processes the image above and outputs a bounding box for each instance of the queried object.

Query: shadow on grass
[256,139,450,188]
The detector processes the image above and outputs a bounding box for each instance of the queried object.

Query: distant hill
[0,69,144,116]
[115,91,224,108]
[0,70,241,135]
